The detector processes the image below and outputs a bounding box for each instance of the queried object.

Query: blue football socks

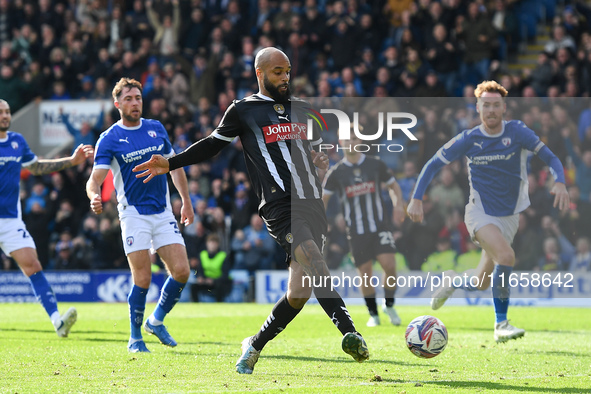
[492,264,512,323]
[29,272,60,324]
[149,276,185,325]
[128,285,148,340]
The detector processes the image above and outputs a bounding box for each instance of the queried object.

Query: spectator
[424,23,458,96]
[59,106,105,149]
[50,81,71,100]
[563,128,591,202]
[570,237,591,272]
[544,25,576,56]
[513,213,543,270]
[437,209,470,255]
[421,236,456,273]
[127,0,153,48]
[231,214,276,272]
[146,0,181,59]
[538,215,576,271]
[325,213,349,269]
[455,241,482,272]
[415,69,448,97]
[229,183,257,234]
[53,234,88,270]
[398,160,418,202]
[90,77,110,100]
[182,8,208,60]
[191,234,232,302]
[537,236,571,271]
[457,2,497,86]
[562,185,591,241]
[162,62,190,114]
[0,64,30,112]
[25,182,48,215]
[23,201,51,268]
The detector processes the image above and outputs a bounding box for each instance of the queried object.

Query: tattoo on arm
[27,159,72,175]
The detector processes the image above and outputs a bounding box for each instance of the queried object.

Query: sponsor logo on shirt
[120,144,164,163]
[345,181,376,198]
[471,152,516,165]
[262,122,308,144]
[0,156,21,165]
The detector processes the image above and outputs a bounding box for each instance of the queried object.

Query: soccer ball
[405,315,448,358]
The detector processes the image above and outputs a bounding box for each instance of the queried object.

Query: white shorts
[119,210,185,255]
[464,203,519,245]
[0,218,37,255]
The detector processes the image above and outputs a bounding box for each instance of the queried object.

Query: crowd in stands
[2,0,591,298]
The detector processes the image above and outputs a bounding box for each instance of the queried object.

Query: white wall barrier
[39,100,110,146]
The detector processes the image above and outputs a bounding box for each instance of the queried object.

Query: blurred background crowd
[2,0,591,301]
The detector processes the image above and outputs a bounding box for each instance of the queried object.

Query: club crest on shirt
[273,104,285,114]
[126,236,134,246]
[353,168,361,177]
[502,137,511,147]
[11,141,19,149]
[147,130,157,138]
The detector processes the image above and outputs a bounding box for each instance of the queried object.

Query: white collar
[117,118,143,130]
[256,92,274,101]
[479,120,506,137]
[343,153,366,166]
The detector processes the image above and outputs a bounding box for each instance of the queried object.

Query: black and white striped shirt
[212,93,323,209]
[323,154,396,235]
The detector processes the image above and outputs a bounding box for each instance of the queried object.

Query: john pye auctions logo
[263,122,308,144]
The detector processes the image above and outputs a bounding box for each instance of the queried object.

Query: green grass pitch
[1,303,590,393]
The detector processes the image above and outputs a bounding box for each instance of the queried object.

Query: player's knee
[132,269,152,288]
[172,263,191,283]
[496,249,515,267]
[379,259,396,275]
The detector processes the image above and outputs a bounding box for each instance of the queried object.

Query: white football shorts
[0,218,37,255]
[464,203,519,245]
[119,209,185,255]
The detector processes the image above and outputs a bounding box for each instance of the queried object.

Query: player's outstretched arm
[133,154,169,183]
[550,182,570,211]
[27,144,93,175]
[407,198,424,223]
[134,135,231,183]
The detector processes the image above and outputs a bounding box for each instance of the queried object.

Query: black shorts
[348,228,396,268]
[260,197,327,264]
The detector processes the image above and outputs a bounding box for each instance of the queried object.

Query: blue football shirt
[422,120,546,216]
[93,119,174,215]
[0,132,37,219]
